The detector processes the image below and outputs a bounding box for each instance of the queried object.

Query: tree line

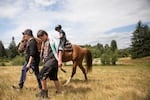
[0,36,19,59]
[0,21,149,66]
[84,21,150,65]
[84,40,120,65]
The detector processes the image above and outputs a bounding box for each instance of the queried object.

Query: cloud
[34,0,57,6]
[0,0,150,49]
[0,0,24,18]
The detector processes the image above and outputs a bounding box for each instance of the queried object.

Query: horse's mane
[34,37,42,52]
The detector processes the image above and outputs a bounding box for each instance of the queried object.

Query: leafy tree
[118,48,130,57]
[96,43,104,57]
[101,44,111,65]
[131,21,150,58]
[0,40,6,57]
[8,37,19,58]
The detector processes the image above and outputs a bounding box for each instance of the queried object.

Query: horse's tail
[85,49,92,73]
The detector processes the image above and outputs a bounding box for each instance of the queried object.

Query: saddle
[64,40,73,51]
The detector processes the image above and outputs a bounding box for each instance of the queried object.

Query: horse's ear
[17,42,20,48]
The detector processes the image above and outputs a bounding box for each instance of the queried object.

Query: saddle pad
[64,41,73,51]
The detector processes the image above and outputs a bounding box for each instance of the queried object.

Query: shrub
[11,55,25,65]
[101,53,111,65]
[0,62,5,66]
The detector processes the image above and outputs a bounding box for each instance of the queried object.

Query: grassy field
[0,57,150,100]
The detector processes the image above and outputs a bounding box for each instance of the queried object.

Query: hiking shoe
[36,90,48,98]
[12,85,22,90]
[55,90,64,96]
[56,91,62,94]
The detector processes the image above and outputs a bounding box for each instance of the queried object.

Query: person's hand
[58,60,62,68]
[26,63,30,69]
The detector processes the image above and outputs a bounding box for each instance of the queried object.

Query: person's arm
[26,39,36,68]
[59,33,63,39]
[26,56,33,68]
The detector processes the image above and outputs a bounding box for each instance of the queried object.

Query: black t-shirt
[59,30,67,41]
[25,38,40,63]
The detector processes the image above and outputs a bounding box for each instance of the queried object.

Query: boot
[36,89,48,98]
[12,83,23,90]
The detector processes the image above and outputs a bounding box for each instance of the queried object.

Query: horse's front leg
[64,61,77,86]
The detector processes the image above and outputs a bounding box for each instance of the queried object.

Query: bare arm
[26,56,33,68]
[59,33,63,39]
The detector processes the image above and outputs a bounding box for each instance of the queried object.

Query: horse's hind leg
[79,64,87,80]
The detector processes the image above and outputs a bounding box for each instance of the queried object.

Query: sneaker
[36,90,48,98]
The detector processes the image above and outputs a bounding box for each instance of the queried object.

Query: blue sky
[0,0,150,49]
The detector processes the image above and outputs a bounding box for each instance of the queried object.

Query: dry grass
[0,57,150,100]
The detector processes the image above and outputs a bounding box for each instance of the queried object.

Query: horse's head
[18,35,27,53]
[18,35,42,53]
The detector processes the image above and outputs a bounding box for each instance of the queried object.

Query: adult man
[12,29,42,90]
[36,30,61,98]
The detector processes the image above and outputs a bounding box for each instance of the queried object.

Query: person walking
[36,30,61,98]
[12,29,42,90]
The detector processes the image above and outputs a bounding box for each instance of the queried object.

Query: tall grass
[0,57,150,100]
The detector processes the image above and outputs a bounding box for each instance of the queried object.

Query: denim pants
[19,62,42,89]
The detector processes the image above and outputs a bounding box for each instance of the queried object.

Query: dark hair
[37,30,48,37]
[22,29,33,36]
[55,25,62,31]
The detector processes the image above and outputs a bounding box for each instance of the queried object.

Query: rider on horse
[55,25,67,67]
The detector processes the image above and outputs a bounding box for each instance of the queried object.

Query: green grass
[0,57,150,100]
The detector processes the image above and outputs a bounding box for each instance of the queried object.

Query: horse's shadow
[60,79,98,94]
[61,79,87,84]
[61,78,99,84]
[62,85,91,94]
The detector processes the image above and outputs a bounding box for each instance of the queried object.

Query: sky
[0,0,150,49]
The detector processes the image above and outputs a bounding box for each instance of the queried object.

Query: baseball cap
[22,29,33,36]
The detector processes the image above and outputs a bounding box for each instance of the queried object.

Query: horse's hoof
[63,82,69,86]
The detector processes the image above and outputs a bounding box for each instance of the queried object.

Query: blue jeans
[19,62,42,89]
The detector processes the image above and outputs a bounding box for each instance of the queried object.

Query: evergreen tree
[0,40,6,57]
[110,40,118,52]
[8,37,18,58]
[131,21,150,58]
[110,40,118,65]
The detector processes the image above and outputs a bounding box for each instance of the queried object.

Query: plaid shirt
[40,38,59,61]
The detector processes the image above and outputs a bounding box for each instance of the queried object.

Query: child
[36,30,61,98]
[55,25,67,67]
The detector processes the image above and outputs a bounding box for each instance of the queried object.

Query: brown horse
[18,34,92,85]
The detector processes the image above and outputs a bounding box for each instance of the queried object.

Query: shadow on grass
[62,85,92,94]
[60,79,99,94]
[145,90,150,100]
[61,78,99,85]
